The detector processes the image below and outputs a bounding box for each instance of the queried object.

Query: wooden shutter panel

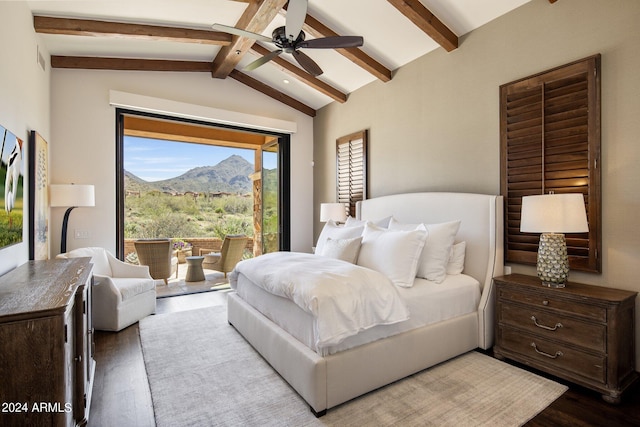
[500,55,601,272]
[336,130,368,218]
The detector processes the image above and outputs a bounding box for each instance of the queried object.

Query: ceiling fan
[212,0,363,76]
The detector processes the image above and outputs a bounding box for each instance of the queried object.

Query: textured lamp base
[536,233,569,288]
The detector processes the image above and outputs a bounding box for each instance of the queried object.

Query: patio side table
[185,256,205,282]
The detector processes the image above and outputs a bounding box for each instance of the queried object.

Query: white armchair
[57,247,156,331]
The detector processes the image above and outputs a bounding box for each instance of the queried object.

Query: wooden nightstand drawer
[499,327,606,384]
[499,303,606,352]
[493,274,638,403]
[499,287,606,322]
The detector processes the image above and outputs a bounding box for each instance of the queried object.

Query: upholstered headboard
[356,192,504,349]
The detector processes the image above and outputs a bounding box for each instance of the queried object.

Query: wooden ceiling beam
[250,43,347,103]
[387,0,458,52]
[36,11,347,107]
[34,16,231,45]
[287,9,392,82]
[229,70,316,117]
[210,0,288,79]
[51,56,212,72]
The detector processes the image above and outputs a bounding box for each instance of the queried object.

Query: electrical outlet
[504,265,512,275]
[74,229,90,239]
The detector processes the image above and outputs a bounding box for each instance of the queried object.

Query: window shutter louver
[500,55,601,272]
[336,130,368,218]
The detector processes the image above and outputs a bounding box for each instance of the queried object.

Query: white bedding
[234,271,481,356]
[230,252,410,349]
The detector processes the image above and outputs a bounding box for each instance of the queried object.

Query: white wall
[0,2,51,275]
[49,69,313,256]
[314,0,640,368]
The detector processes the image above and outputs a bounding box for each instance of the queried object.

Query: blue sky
[124,136,275,182]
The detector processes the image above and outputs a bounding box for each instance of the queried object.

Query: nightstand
[493,274,638,404]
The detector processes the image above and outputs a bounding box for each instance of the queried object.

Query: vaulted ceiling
[28,0,548,117]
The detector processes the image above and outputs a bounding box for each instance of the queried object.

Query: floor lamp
[50,184,95,253]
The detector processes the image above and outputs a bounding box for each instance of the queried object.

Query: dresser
[494,274,638,404]
[0,259,95,426]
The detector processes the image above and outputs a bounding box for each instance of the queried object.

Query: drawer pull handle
[531,316,563,331]
[531,342,563,359]
[542,300,549,306]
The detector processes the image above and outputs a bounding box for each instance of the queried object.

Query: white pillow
[357,223,427,287]
[418,221,461,283]
[316,220,364,255]
[387,217,419,231]
[389,218,461,283]
[345,216,392,228]
[446,241,466,275]
[321,236,362,264]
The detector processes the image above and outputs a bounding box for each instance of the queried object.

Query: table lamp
[520,193,588,287]
[320,202,347,224]
[50,184,95,253]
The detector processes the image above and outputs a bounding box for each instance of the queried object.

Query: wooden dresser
[494,274,638,404]
[0,259,95,426]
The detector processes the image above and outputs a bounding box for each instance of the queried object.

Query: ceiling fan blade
[285,0,308,42]
[293,50,323,76]
[211,23,272,43]
[300,36,364,49]
[244,49,283,71]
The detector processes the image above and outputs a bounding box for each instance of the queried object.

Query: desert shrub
[125,191,253,240]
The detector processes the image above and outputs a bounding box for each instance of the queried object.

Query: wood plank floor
[88,291,640,426]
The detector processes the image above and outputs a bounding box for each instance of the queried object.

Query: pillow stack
[315,220,364,256]
[315,216,463,286]
[357,223,427,287]
[388,218,461,284]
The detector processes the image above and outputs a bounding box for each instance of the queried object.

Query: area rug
[139,306,567,426]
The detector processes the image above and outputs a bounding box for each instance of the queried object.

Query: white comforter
[229,252,410,348]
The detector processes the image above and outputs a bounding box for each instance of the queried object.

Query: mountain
[125,154,254,194]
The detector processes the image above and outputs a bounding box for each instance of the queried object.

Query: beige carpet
[139,306,567,426]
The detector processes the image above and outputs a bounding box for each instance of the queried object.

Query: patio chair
[57,247,156,331]
[201,234,248,277]
[134,238,178,285]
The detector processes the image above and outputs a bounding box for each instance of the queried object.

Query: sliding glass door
[261,141,279,254]
[261,138,290,254]
[115,109,290,259]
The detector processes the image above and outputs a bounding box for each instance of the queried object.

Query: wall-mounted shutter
[500,55,601,272]
[336,130,368,218]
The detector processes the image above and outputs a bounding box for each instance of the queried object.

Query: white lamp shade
[50,184,95,208]
[520,193,588,233]
[320,202,347,223]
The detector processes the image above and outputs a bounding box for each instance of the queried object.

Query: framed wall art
[29,131,49,260]
[0,124,25,249]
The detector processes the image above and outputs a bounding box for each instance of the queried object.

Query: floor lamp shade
[520,193,588,287]
[50,184,95,253]
[320,203,347,223]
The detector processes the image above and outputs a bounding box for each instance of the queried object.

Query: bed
[227,192,504,416]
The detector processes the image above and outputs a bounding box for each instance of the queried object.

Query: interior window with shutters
[500,55,601,272]
[336,130,368,218]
